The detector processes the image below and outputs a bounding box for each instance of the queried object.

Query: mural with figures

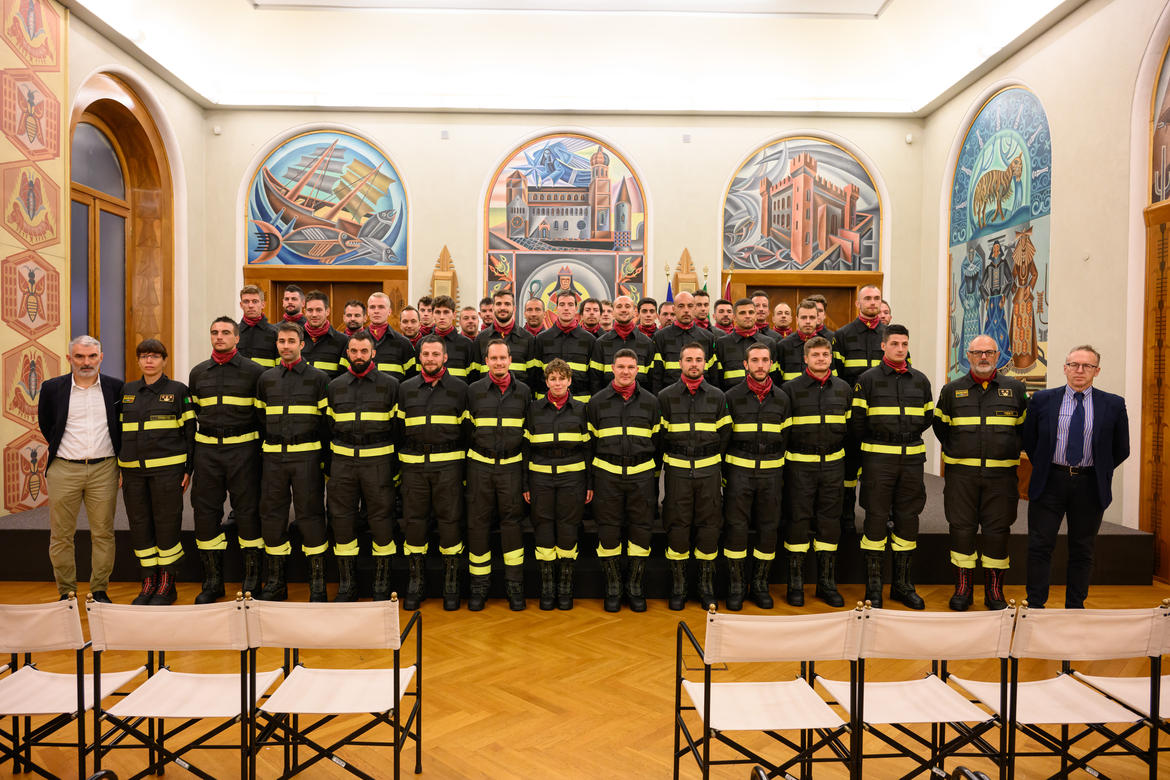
[246,130,407,266]
[723,136,881,271]
[484,133,646,327]
[946,86,1052,389]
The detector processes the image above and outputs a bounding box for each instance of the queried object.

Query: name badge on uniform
[160,394,175,403]
[996,410,1017,417]
[122,394,135,403]
[955,389,968,398]
[998,388,1012,397]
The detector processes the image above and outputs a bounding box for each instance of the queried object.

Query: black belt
[199,423,256,438]
[790,444,843,456]
[471,446,523,459]
[534,446,579,460]
[597,455,652,468]
[728,444,785,458]
[335,431,393,446]
[1052,464,1095,476]
[665,444,721,458]
[401,442,462,456]
[264,433,319,446]
[868,432,921,444]
[57,456,113,465]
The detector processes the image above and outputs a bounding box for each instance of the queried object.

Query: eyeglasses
[1064,362,1098,372]
[966,349,998,358]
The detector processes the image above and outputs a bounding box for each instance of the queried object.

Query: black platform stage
[1,474,1152,599]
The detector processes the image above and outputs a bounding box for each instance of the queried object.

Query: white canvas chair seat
[817,673,991,725]
[107,667,282,719]
[0,664,143,715]
[1073,671,1170,718]
[952,673,1144,725]
[681,678,845,731]
[261,665,416,715]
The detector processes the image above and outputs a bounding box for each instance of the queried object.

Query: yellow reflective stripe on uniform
[852,398,868,409]
[156,543,184,566]
[399,451,465,464]
[334,539,360,556]
[331,410,396,422]
[790,413,847,426]
[724,454,784,469]
[134,546,158,559]
[195,395,255,407]
[812,539,838,552]
[723,369,746,380]
[403,543,429,556]
[981,554,1010,570]
[934,410,953,424]
[557,544,579,559]
[372,540,397,556]
[589,359,605,372]
[665,547,690,561]
[471,417,524,428]
[867,406,927,417]
[529,461,586,473]
[596,544,621,558]
[731,422,787,433]
[141,419,185,430]
[941,454,1020,468]
[784,541,811,553]
[566,361,588,372]
[331,443,395,458]
[627,541,651,557]
[664,421,719,433]
[592,457,655,475]
[261,441,322,453]
[890,534,916,552]
[404,414,462,426]
[786,450,845,463]
[502,549,524,567]
[302,541,329,556]
[662,360,680,370]
[197,533,228,551]
[590,425,653,438]
[447,366,469,377]
[250,357,277,367]
[122,422,140,432]
[751,548,776,561]
[950,550,978,568]
[859,535,887,551]
[842,358,868,368]
[117,453,187,469]
[663,453,721,469]
[860,442,926,455]
[440,542,465,556]
[196,431,258,445]
[265,404,322,416]
[781,370,802,381]
[310,361,339,371]
[376,362,404,374]
[983,417,1018,426]
[238,535,264,549]
[535,546,557,562]
[267,541,293,556]
[723,548,747,560]
[528,432,588,444]
[468,450,523,465]
[572,394,591,403]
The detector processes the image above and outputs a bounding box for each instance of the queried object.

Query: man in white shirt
[37,335,123,601]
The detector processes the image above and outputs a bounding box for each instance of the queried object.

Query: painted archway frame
[945,85,1052,390]
[482,132,647,327]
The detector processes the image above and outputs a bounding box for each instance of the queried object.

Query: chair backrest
[1152,603,1170,656]
[1011,606,1161,661]
[244,599,402,651]
[87,600,249,652]
[701,610,863,664]
[858,608,1014,661]
[0,598,86,653]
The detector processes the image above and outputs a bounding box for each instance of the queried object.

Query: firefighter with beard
[326,331,400,602]
[712,298,776,390]
[590,295,657,393]
[300,291,349,378]
[473,289,535,385]
[775,300,823,382]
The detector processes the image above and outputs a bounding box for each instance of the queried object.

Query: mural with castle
[723,136,881,272]
[484,133,646,317]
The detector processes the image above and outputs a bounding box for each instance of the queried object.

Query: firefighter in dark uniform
[300,291,349,378]
[781,336,852,608]
[429,295,478,383]
[466,339,532,611]
[722,342,791,610]
[326,330,400,602]
[188,316,266,603]
[119,339,195,605]
[712,298,775,390]
[534,290,596,399]
[775,300,823,382]
[398,335,470,611]
[832,285,886,536]
[932,335,1027,611]
[525,359,592,610]
[590,295,657,393]
[659,343,731,610]
[367,291,417,381]
[238,284,278,368]
[850,323,933,609]
[279,284,308,329]
[472,289,535,384]
[587,349,662,612]
[651,291,715,391]
[256,322,332,602]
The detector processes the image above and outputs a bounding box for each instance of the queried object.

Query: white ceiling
[63,0,1088,115]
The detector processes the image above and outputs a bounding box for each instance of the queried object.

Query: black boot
[132,570,157,606]
[149,568,177,606]
[506,578,526,611]
[668,560,687,611]
[601,558,622,612]
[372,556,392,601]
[864,551,884,608]
[786,553,805,607]
[241,548,263,597]
[443,555,461,611]
[404,555,425,610]
[626,558,647,613]
[557,560,574,610]
[334,557,359,602]
[539,562,556,611]
[468,574,490,611]
[697,560,717,611]
[308,555,328,603]
[260,555,288,601]
[749,559,774,609]
[891,551,925,610]
[815,551,845,608]
[949,565,974,611]
[725,559,745,611]
[195,550,224,604]
[984,568,1009,610]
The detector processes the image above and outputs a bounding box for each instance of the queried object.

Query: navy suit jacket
[37,373,124,466]
[1021,385,1130,508]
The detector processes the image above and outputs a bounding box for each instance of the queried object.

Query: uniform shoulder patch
[122,394,135,404]
[954,389,968,398]
[160,394,175,403]
[998,388,1012,397]
[854,383,862,392]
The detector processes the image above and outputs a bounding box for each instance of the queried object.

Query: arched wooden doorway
[69,73,173,378]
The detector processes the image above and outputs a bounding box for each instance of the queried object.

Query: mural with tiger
[971,147,1023,229]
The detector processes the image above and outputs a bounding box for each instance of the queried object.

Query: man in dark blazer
[37,335,123,601]
[1022,344,1130,608]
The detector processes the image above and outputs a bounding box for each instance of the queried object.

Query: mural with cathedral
[946,86,1052,390]
[484,133,646,323]
[723,136,881,272]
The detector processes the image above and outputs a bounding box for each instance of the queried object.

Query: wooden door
[759,285,854,331]
[265,280,383,331]
[725,270,883,331]
[243,267,409,330]
[1141,200,1170,581]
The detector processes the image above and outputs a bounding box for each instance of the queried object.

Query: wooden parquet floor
[2,578,1170,779]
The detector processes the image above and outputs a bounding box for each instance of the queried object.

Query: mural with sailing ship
[246,130,407,265]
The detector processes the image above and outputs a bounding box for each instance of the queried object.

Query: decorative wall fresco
[946,86,1052,389]
[723,136,881,272]
[246,130,407,266]
[1153,40,1170,202]
[484,133,646,326]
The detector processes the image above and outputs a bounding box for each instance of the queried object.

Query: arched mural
[723,136,881,271]
[946,86,1051,389]
[245,130,407,266]
[483,133,646,325]
[1152,39,1170,202]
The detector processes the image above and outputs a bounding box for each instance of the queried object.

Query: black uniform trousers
[528,469,586,559]
[783,459,844,551]
[942,465,1017,568]
[400,462,464,556]
[327,454,396,556]
[592,470,656,557]
[260,453,328,555]
[1026,468,1103,609]
[122,465,186,570]
[841,442,861,528]
[722,465,783,559]
[466,460,526,580]
[192,441,262,550]
[859,452,926,550]
[662,466,722,559]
